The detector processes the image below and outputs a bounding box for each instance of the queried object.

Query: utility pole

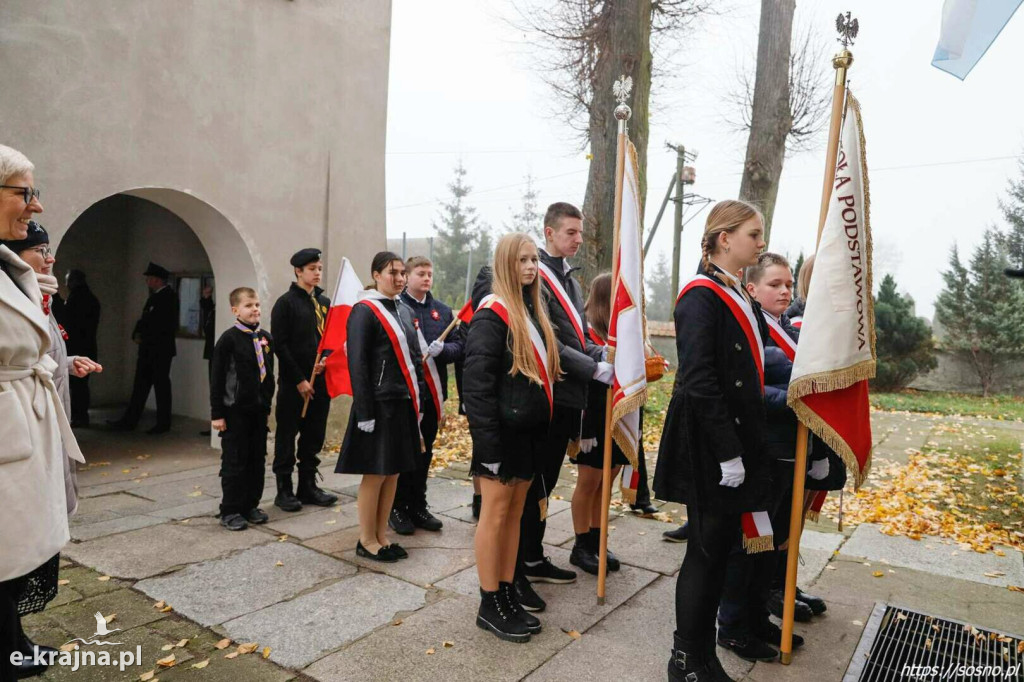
[464,249,473,303]
[670,144,685,298]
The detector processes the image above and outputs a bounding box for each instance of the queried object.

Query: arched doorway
[55,189,260,426]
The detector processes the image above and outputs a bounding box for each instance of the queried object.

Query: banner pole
[598,77,632,606]
[781,42,853,665]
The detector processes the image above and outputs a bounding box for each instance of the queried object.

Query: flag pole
[302,258,348,419]
[597,76,632,606]
[780,19,855,665]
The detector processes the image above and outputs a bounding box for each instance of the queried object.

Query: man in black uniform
[515,202,614,611]
[389,255,464,535]
[270,248,338,511]
[61,269,101,427]
[108,262,179,434]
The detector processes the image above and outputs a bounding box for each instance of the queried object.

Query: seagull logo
[61,612,123,647]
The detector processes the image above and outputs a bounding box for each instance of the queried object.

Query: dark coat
[653,264,772,514]
[210,325,276,419]
[538,249,603,410]
[345,295,425,424]
[763,314,801,461]
[270,282,330,389]
[785,298,805,322]
[463,294,552,469]
[400,290,464,401]
[61,283,100,359]
[133,286,179,358]
[200,295,215,360]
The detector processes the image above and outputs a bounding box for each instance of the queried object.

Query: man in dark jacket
[108,262,179,434]
[61,269,100,427]
[519,202,613,604]
[270,248,338,512]
[199,283,215,436]
[389,256,464,535]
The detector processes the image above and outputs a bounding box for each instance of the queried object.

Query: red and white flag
[788,92,875,488]
[456,300,474,325]
[317,257,365,398]
[607,140,648,468]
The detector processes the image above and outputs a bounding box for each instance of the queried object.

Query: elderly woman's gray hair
[0,144,35,185]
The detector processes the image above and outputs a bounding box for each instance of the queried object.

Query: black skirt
[470,425,546,485]
[336,398,420,476]
[572,433,630,469]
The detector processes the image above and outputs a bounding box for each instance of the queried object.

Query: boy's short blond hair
[406,256,432,271]
[229,287,258,307]
[745,252,790,284]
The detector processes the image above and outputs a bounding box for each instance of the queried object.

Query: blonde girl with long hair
[463,232,561,643]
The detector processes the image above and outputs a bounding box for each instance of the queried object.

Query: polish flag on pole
[318,257,365,398]
[787,92,875,488]
[456,300,474,324]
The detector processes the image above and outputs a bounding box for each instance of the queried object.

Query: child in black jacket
[210,287,275,531]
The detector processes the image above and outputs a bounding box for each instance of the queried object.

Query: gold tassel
[743,534,775,554]
[838,489,844,533]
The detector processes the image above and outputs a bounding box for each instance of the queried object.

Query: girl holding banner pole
[335,252,424,563]
[464,232,561,643]
[653,200,771,682]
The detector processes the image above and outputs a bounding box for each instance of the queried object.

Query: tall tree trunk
[738,0,795,244]
[581,0,652,286]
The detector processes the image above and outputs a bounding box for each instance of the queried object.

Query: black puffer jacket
[346,294,425,423]
[653,263,772,514]
[463,291,552,468]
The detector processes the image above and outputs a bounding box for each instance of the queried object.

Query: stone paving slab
[840,523,1024,588]
[263,502,361,540]
[65,518,273,580]
[135,542,356,626]
[305,594,571,682]
[435,545,660,635]
[35,587,171,643]
[554,512,683,576]
[222,573,427,669]
[799,529,845,553]
[342,544,477,588]
[70,514,168,542]
[144,497,221,521]
[523,574,753,682]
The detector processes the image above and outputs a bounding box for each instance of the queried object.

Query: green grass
[871,390,1024,422]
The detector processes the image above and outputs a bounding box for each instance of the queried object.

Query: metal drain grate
[844,603,1024,681]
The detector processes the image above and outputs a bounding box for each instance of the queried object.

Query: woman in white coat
[0,145,85,681]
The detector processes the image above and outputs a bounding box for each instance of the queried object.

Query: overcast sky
[385,0,1024,319]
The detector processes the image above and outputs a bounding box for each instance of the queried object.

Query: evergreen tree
[431,163,493,307]
[793,251,805,287]
[505,174,543,240]
[872,274,936,391]
[645,252,674,321]
[934,231,1024,395]
[999,157,1024,268]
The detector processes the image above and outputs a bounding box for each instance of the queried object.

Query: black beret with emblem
[290,248,322,268]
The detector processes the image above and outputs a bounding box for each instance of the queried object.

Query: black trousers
[675,503,741,643]
[121,348,173,427]
[0,576,27,682]
[219,408,269,516]
[518,406,581,564]
[394,399,439,510]
[634,423,652,506]
[69,375,91,424]
[273,379,330,476]
[770,460,796,590]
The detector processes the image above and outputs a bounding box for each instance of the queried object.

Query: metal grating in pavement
[844,602,1024,681]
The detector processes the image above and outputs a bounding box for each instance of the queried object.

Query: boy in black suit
[210,287,275,531]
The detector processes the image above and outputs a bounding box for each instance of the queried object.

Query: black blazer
[210,326,276,419]
[653,263,772,514]
[463,295,552,468]
[133,286,179,358]
[346,296,425,423]
[271,283,330,388]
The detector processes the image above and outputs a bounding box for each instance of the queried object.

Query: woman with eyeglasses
[0,145,88,680]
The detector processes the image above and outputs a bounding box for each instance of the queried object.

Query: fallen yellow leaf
[59,642,78,652]
[161,644,174,652]
[104,613,117,624]
[567,630,582,640]
[175,639,188,648]
[425,648,436,655]
[442,641,454,648]
[275,561,284,567]
[872,571,884,578]
[159,605,173,613]
[236,642,259,655]
[262,647,271,659]
[97,575,111,582]
[392,619,403,626]
[1008,585,1024,593]
[153,600,165,609]
[187,491,203,498]
[214,638,231,650]
[224,652,239,660]
[156,654,176,668]
[122,468,132,474]
[57,579,70,586]
[191,660,210,670]
[277,535,288,542]
[139,670,156,681]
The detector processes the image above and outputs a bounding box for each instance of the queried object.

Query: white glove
[719,456,745,487]
[601,345,610,362]
[593,361,615,385]
[426,339,444,358]
[579,438,598,454]
[808,457,830,480]
[357,420,375,433]
[35,273,59,295]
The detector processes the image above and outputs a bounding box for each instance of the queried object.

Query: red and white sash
[761,311,797,362]
[357,298,421,416]
[477,293,554,418]
[588,328,605,347]
[417,326,444,417]
[678,275,765,391]
[539,262,586,349]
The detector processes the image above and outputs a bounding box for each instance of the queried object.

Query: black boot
[589,528,620,571]
[767,588,812,622]
[408,505,443,531]
[274,474,302,512]
[663,523,689,543]
[499,581,541,633]
[297,471,338,507]
[17,625,56,679]
[513,572,546,612]
[668,632,713,682]
[476,588,531,643]
[472,494,481,519]
[703,634,736,682]
[570,533,601,575]
[795,588,827,615]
